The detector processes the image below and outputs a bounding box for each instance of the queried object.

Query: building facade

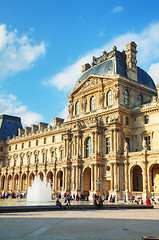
[0,42,159,201]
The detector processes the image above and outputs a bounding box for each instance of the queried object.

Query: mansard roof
[74,46,156,90]
[0,114,23,141]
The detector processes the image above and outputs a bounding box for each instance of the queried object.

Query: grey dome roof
[74,51,156,90]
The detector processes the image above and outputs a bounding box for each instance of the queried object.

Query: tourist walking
[65,197,70,210]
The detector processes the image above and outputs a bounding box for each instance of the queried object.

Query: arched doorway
[39,172,44,181]
[132,165,143,191]
[47,171,53,188]
[14,174,19,190]
[21,173,27,191]
[29,173,35,186]
[57,170,63,190]
[83,167,91,196]
[1,175,5,190]
[8,175,12,191]
[150,164,159,193]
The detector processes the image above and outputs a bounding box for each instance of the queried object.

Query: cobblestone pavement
[0,207,159,240]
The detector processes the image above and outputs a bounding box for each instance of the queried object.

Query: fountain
[26,175,52,205]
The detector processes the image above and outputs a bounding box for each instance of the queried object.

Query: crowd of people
[129,194,158,205]
[93,194,105,209]
[0,190,24,199]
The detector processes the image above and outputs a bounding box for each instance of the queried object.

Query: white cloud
[112,6,124,14]
[148,63,159,84]
[0,93,43,126]
[0,24,46,80]
[45,21,159,91]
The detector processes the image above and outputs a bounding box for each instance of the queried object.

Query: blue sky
[1,0,159,126]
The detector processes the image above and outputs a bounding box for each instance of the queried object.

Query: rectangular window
[61,134,64,141]
[106,137,111,154]
[144,136,151,150]
[52,136,55,142]
[36,140,38,146]
[28,141,31,147]
[43,152,47,162]
[35,154,38,163]
[125,117,129,126]
[61,149,64,158]
[22,143,24,149]
[44,138,46,144]
[0,147,3,152]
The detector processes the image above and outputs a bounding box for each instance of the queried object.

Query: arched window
[124,89,129,106]
[86,137,92,158]
[75,101,80,115]
[90,96,95,111]
[106,90,112,106]
[138,94,143,105]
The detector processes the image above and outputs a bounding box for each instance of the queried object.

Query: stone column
[142,156,148,202]
[65,167,68,191]
[111,130,114,152]
[75,136,77,156]
[67,139,69,157]
[80,167,83,193]
[76,165,79,191]
[114,162,118,191]
[62,167,65,191]
[94,164,99,192]
[77,136,80,157]
[99,132,102,154]
[64,139,67,157]
[114,129,117,152]
[11,173,14,191]
[74,166,76,191]
[19,173,22,191]
[91,164,94,191]
[124,159,129,202]
[95,132,98,154]
[92,132,95,153]
[110,163,114,191]
[53,168,56,192]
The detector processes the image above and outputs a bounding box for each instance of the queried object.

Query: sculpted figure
[142,139,147,150]
[68,101,73,116]
[114,86,120,100]
[124,141,129,153]
[81,97,87,112]
[98,91,104,106]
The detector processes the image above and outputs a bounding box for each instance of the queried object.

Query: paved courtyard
[0,207,159,240]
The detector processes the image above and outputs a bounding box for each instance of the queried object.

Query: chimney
[24,126,31,135]
[18,128,25,136]
[31,124,38,133]
[54,117,64,126]
[81,63,91,73]
[126,42,137,81]
[38,122,48,131]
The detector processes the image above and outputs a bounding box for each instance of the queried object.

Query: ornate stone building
[0,42,159,201]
